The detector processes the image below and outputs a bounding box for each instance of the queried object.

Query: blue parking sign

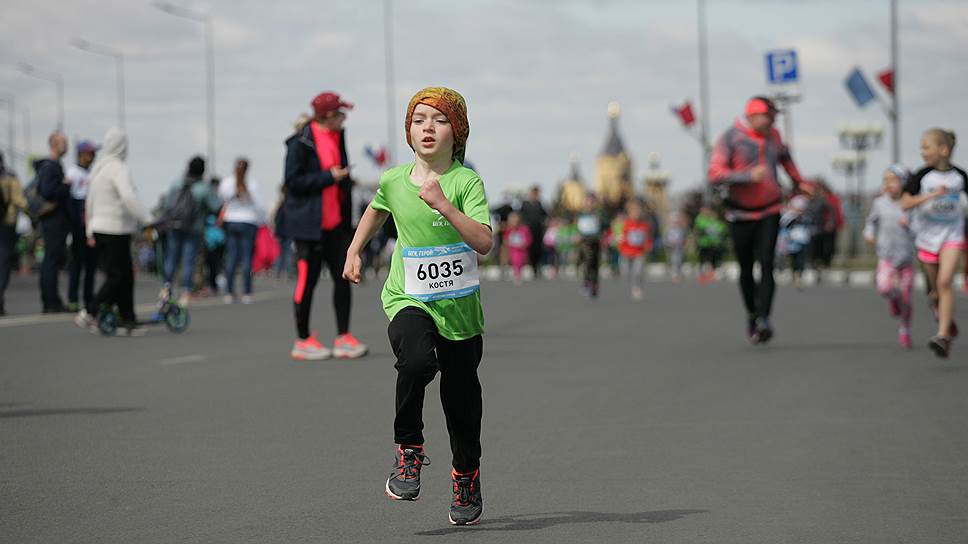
[766,50,799,84]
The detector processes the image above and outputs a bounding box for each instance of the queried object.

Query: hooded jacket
[708,119,805,221]
[282,123,353,241]
[85,127,153,238]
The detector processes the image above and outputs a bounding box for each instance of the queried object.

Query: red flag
[672,101,696,127]
[877,68,895,95]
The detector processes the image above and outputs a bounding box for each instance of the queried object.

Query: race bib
[926,193,962,223]
[508,231,527,248]
[790,225,811,244]
[626,228,647,247]
[577,215,600,236]
[403,242,480,302]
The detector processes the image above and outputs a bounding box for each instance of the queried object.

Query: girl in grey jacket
[864,165,915,348]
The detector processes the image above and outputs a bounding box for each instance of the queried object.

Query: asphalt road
[2,272,967,543]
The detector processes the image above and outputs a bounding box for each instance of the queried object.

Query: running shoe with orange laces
[291,331,332,360]
[449,468,483,526]
[386,445,430,501]
[333,333,368,359]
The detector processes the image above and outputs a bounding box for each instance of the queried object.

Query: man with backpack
[35,132,72,313]
[162,156,220,306]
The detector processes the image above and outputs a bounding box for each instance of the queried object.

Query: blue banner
[845,68,876,107]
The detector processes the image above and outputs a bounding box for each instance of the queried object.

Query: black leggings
[580,237,600,286]
[293,229,351,339]
[88,234,136,322]
[389,307,483,473]
[729,215,780,319]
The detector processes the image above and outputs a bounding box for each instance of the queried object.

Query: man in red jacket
[708,96,805,344]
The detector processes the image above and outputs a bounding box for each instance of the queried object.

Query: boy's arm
[343,204,390,284]
[419,178,493,255]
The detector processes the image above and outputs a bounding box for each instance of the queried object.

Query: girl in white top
[218,158,265,303]
[900,128,967,358]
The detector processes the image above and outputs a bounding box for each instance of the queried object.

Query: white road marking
[158,354,207,366]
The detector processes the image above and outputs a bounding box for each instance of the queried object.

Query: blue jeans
[164,230,199,291]
[224,222,257,295]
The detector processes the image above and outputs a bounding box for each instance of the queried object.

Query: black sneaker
[928,335,951,359]
[449,469,483,526]
[747,317,760,345]
[755,317,774,344]
[385,445,430,501]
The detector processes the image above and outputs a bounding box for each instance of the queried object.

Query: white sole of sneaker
[385,478,419,501]
[333,348,369,359]
[291,351,332,361]
[448,509,483,526]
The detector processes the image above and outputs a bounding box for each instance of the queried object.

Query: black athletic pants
[390,307,483,473]
[729,214,780,319]
[68,216,97,307]
[293,228,351,339]
[580,236,600,286]
[88,234,136,322]
[39,215,69,310]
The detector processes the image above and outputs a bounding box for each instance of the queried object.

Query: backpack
[164,181,197,233]
[24,176,58,220]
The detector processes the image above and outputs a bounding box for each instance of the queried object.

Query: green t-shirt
[694,214,727,249]
[370,160,491,341]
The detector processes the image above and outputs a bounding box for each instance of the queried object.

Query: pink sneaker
[898,330,912,349]
[291,332,332,360]
[333,333,369,359]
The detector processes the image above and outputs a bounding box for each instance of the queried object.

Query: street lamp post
[17,62,64,131]
[0,94,15,168]
[21,104,31,172]
[835,124,883,259]
[383,0,396,167]
[154,1,216,176]
[838,123,884,200]
[832,152,862,258]
[696,0,711,176]
[72,38,126,130]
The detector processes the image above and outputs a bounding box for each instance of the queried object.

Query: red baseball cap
[745,96,779,117]
[311,92,353,117]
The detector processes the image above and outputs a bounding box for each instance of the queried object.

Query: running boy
[576,193,604,298]
[864,165,916,348]
[694,205,727,284]
[618,199,652,300]
[343,87,491,526]
[901,128,966,358]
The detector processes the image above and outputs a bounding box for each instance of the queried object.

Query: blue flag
[845,68,876,107]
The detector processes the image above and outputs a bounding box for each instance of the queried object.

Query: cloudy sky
[1,0,966,206]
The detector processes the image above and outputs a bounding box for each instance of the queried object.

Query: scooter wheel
[164,305,190,333]
[97,311,118,336]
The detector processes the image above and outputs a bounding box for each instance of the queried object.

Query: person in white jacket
[218,157,264,304]
[75,127,153,335]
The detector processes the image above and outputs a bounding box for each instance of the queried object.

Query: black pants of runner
[528,227,544,277]
[389,307,483,473]
[580,237,600,287]
[88,234,136,322]
[729,214,780,319]
[39,216,69,310]
[293,228,350,339]
[68,220,97,306]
